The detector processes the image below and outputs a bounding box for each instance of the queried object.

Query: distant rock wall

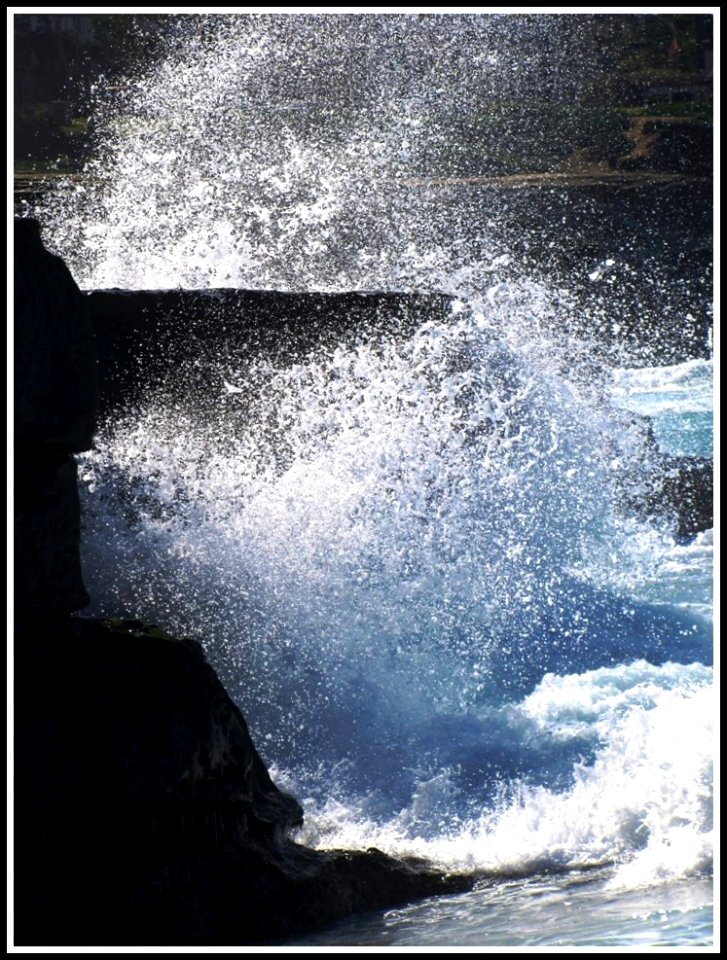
[86,287,452,419]
[81,180,712,396]
[649,455,713,541]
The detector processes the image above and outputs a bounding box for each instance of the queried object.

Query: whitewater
[32,14,714,948]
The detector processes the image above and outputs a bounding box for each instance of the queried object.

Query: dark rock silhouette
[615,414,713,541]
[652,455,713,540]
[14,217,98,612]
[14,618,473,946]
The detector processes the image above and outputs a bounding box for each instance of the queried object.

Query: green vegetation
[14,13,712,180]
[621,102,712,121]
[59,116,89,137]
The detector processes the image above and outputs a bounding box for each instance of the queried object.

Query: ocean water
[31,14,714,949]
[296,871,714,948]
[286,358,715,948]
[611,359,714,460]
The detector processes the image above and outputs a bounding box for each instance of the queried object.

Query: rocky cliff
[14,617,471,945]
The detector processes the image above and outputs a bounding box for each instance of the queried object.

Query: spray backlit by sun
[33,13,713,901]
[40,14,622,294]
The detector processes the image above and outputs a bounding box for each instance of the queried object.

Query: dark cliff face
[14,217,98,613]
[16,618,303,840]
[14,618,472,946]
[14,217,98,452]
[14,617,301,944]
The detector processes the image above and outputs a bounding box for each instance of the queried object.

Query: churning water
[35,14,713,948]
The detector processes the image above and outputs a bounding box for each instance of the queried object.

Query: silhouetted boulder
[14,618,472,946]
[654,455,713,540]
[617,448,713,541]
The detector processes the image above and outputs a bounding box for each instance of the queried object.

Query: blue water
[32,13,714,947]
[298,872,714,948]
[612,359,714,459]
[281,360,714,947]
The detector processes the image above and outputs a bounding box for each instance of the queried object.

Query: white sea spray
[40,12,713,906]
